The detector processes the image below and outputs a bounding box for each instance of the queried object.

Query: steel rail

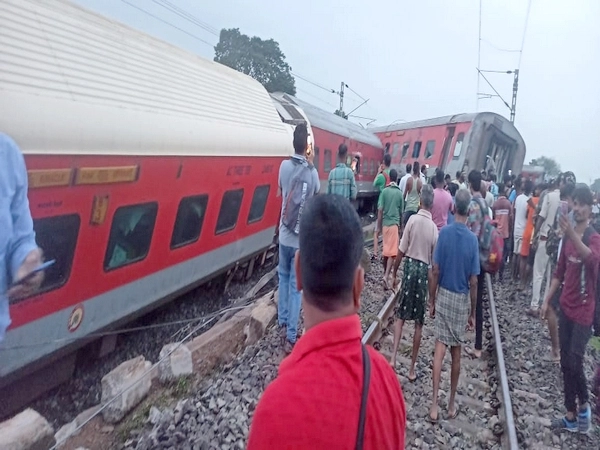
[486,272,519,449]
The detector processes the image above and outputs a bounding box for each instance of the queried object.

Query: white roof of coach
[0,0,291,157]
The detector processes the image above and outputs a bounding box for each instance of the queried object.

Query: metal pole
[510,69,519,123]
[339,81,345,116]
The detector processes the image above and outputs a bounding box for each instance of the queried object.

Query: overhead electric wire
[481,38,520,53]
[120,0,215,48]
[518,0,532,69]
[296,88,338,109]
[151,0,219,36]
[291,72,336,94]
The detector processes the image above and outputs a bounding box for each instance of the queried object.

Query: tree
[528,156,561,177]
[214,28,296,95]
[591,178,600,193]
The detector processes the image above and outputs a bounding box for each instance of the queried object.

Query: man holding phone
[1,133,45,341]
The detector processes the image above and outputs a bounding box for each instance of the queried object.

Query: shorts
[382,225,399,257]
[513,235,523,254]
[403,210,417,227]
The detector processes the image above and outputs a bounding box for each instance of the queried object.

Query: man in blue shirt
[428,189,480,423]
[0,133,44,341]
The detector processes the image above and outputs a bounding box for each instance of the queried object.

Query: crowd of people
[246,124,600,447]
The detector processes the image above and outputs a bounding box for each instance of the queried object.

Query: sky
[73,0,600,183]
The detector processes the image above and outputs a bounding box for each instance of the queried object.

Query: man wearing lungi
[377,169,404,290]
[389,185,438,380]
[428,189,480,423]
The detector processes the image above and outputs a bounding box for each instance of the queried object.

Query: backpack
[281,157,314,235]
[474,197,504,274]
[546,213,562,263]
[582,227,600,336]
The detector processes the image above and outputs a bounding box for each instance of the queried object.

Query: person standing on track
[377,169,404,290]
[492,183,513,280]
[389,185,438,379]
[464,170,487,359]
[403,161,422,227]
[0,133,45,342]
[277,123,320,354]
[372,153,392,261]
[431,169,453,232]
[541,186,600,434]
[428,189,480,423]
[512,180,530,279]
[248,195,406,450]
[327,143,357,200]
[399,163,412,195]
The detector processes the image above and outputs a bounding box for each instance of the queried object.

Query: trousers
[531,241,551,309]
[277,244,301,343]
[559,312,592,412]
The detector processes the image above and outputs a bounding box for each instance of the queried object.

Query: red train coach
[0,0,292,399]
[271,93,384,208]
[372,113,526,180]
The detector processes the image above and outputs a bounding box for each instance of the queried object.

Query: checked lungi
[434,286,470,347]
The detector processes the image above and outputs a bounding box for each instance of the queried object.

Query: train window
[248,185,270,224]
[11,214,81,302]
[453,133,465,159]
[392,142,400,159]
[104,202,158,271]
[324,149,332,172]
[412,141,422,158]
[171,195,208,249]
[425,140,436,159]
[314,147,320,172]
[215,189,244,234]
[402,143,410,158]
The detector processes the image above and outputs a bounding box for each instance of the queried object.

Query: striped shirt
[327,163,357,200]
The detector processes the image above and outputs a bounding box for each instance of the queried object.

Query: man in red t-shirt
[248,194,406,449]
[492,183,513,278]
[541,185,600,434]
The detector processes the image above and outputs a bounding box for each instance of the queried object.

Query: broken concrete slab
[0,408,55,450]
[158,343,194,383]
[54,419,79,448]
[101,356,152,423]
[244,295,276,345]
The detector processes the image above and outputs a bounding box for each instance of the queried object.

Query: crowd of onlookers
[248,124,600,448]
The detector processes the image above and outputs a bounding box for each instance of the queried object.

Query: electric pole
[339,81,344,117]
[510,69,519,123]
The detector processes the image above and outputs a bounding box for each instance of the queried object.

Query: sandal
[447,404,461,420]
[426,413,439,424]
[464,346,481,359]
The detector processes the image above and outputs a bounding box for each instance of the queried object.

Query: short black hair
[384,142,390,152]
[435,169,445,185]
[490,174,497,182]
[444,173,451,180]
[413,161,420,175]
[572,185,593,206]
[389,169,398,183]
[383,153,392,167]
[293,123,308,154]
[456,171,462,179]
[406,163,412,173]
[338,143,348,158]
[523,179,533,195]
[448,182,459,197]
[299,195,363,312]
[497,183,505,195]
[560,182,575,200]
[468,169,482,192]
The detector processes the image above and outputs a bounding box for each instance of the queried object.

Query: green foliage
[528,156,561,177]
[214,28,296,95]
[591,178,600,193]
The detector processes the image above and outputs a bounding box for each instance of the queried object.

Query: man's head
[491,174,497,183]
[421,184,434,210]
[468,169,482,194]
[406,163,412,175]
[413,161,420,175]
[560,182,576,210]
[448,182,459,197]
[296,195,364,316]
[456,170,461,180]
[571,186,594,224]
[338,143,348,161]
[293,123,308,155]
[435,169,445,187]
[444,173,451,185]
[455,189,471,217]
[523,179,533,196]
[460,171,466,182]
[383,153,392,168]
[421,164,428,176]
[389,169,398,184]
[497,183,506,197]
[503,174,513,188]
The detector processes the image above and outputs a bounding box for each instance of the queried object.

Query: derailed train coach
[371,113,526,180]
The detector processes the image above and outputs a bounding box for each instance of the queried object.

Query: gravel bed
[494,280,600,449]
[29,261,278,430]
[120,247,388,450]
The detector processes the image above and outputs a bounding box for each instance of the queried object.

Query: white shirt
[539,189,560,238]
[514,193,529,237]
[399,173,411,194]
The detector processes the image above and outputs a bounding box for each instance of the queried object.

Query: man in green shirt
[373,153,392,260]
[327,144,357,200]
[378,168,404,289]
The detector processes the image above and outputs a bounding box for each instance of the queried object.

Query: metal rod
[485,273,519,450]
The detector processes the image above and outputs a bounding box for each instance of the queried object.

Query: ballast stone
[158,343,194,383]
[101,356,152,423]
[0,408,55,450]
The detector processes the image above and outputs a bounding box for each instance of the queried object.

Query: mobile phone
[10,260,55,288]
[558,201,569,221]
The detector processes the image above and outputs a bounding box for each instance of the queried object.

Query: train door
[439,126,455,171]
